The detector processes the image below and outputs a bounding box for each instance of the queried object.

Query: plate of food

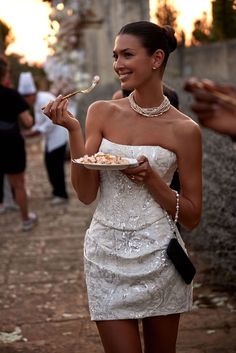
[72,152,138,170]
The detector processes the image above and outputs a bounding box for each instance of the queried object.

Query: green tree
[0,19,46,89]
[191,12,211,45]
[192,0,236,44]
[154,0,186,45]
[211,0,236,40]
[0,19,14,53]
[7,53,47,89]
[155,0,178,29]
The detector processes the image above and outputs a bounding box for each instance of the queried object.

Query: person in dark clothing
[0,56,37,231]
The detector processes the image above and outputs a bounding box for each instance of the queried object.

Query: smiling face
[113,34,158,91]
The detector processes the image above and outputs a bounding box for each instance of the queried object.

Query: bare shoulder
[172,109,202,142]
[87,99,109,114]
[88,99,123,114]
[86,99,125,130]
[87,98,126,119]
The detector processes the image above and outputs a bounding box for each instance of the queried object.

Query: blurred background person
[18,72,69,205]
[0,174,19,214]
[184,78,236,139]
[0,57,37,231]
[0,54,19,214]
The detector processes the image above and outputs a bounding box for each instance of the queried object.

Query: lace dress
[84,138,193,321]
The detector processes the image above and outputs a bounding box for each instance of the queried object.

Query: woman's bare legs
[96,319,143,353]
[7,172,28,220]
[142,314,180,353]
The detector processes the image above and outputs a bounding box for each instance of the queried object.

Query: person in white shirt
[18,72,69,205]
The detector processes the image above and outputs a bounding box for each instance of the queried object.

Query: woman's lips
[119,73,131,82]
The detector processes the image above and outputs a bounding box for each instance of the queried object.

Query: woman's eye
[112,53,118,60]
[124,53,132,57]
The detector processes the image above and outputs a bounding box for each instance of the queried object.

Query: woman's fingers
[52,99,68,121]
[43,100,54,116]
[137,155,148,165]
[43,95,71,126]
[123,155,150,183]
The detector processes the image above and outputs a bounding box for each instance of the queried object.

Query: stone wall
[166,39,236,85]
[82,0,149,85]
[165,40,236,289]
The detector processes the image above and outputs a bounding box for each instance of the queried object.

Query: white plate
[72,157,138,170]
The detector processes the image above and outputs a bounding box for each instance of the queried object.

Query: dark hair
[122,85,179,109]
[122,89,132,97]
[0,56,8,81]
[118,21,177,66]
[163,85,179,109]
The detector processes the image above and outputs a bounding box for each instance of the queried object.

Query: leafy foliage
[211,0,236,40]
[0,19,47,89]
[155,0,178,29]
[191,12,212,45]
[154,0,186,45]
[0,19,14,52]
[192,0,236,44]
[7,53,47,89]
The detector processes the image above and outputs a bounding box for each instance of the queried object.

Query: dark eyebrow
[113,48,134,55]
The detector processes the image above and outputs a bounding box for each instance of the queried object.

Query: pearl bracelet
[165,190,180,231]
[173,190,180,224]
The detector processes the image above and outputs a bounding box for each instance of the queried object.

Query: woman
[44,21,202,353]
[0,57,37,231]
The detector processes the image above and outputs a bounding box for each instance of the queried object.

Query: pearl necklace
[128,91,171,117]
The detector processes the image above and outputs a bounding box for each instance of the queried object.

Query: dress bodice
[93,138,177,230]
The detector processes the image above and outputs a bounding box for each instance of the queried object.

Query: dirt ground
[0,138,235,353]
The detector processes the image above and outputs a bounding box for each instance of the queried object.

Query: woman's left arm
[172,121,202,229]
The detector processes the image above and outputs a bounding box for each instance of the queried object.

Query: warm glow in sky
[0,0,52,64]
[0,0,212,64]
[150,0,212,42]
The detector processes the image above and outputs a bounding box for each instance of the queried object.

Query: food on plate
[75,152,129,165]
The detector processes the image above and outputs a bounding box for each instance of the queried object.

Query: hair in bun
[118,21,177,66]
[163,25,177,53]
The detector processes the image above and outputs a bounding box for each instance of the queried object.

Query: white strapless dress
[84,138,193,321]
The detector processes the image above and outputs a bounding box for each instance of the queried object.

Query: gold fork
[42,75,100,110]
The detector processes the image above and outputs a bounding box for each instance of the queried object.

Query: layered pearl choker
[128,91,171,117]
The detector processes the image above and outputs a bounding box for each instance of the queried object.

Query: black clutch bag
[167,236,196,284]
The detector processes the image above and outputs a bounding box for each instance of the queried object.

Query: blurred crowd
[0,55,69,231]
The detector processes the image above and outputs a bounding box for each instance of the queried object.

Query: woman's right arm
[43,95,103,204]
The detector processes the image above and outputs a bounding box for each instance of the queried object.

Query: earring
[152,67,157,70]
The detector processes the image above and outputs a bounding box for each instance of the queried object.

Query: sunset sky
[0,0,212,64]
[0,0,52,64]
[150,0,212,37]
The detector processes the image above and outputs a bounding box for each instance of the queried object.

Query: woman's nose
[114,57,124,70]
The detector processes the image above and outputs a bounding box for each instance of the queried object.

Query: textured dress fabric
[84,138,193,321]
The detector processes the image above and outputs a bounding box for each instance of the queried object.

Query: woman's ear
[152,49,165,70]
